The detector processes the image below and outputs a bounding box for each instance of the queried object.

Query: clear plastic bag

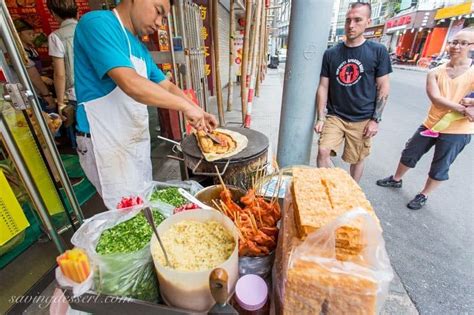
[55,266,94,298]
[239,251,275,282]
[273,190,393,315]
[143,180,204,217]
[71,205,159,302]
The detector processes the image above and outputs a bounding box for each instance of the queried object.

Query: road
[355,69,474,314]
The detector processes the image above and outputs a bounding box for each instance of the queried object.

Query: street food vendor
[74,0,217,208]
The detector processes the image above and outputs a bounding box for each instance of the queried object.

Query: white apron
[83,9,152,209]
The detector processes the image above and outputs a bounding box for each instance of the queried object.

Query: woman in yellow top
[376,28,474,210]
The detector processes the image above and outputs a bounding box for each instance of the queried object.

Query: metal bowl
[195,185,246,207]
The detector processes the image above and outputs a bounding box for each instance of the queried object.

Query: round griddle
[181,127,269,163]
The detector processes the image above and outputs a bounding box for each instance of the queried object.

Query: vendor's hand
[363,120,378,138]
[465,106,474,122]
[203,112,218,131]
[314,120,325,133]
[183,104,206,130]
[460,97,474,107]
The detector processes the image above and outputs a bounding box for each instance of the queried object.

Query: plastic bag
[273,189,393,315]
[239,251,275,281]
[71,205,160,302]
[143,180,204,217]
[55,266,94,297]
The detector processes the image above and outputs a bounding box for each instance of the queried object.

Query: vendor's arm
[426,70,466,114]
[108,68,215,131]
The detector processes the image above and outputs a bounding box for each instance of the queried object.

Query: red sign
[386,15,412,29]
[6,0,90,60]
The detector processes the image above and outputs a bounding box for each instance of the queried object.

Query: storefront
[383,10,436,59]
[423,1,474,58]
[363,24,385,42]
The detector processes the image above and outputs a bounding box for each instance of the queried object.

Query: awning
[435,1,473,20]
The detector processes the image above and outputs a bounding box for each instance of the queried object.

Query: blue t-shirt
[321,41,392,122]
[74,11,166,133]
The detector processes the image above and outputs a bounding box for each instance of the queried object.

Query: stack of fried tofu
[291,167,379,261]
[276,167,382,315]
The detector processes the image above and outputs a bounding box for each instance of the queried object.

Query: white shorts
[76,136,102,196]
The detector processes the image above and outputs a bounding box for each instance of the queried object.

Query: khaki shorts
[318,115,372,164]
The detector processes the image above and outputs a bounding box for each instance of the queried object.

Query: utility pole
[277,0,332,167]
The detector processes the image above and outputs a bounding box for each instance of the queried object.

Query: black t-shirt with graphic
[321,41,392,122]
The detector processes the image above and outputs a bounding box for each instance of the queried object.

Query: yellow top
[423,64,474,134]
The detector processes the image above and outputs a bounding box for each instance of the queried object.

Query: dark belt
[76,131,91,138]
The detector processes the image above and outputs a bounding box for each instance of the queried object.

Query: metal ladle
[142,207,171,267]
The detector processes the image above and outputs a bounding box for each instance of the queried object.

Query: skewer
[249,212,259,233]
[215,165,226,189]
[219,200,229,218]
[271,171,283,205]
[256,203,263,226]
[212,199,223,212]
[237,229,246,242]
[256,163,263,191]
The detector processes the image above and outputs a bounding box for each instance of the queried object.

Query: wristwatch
[371,116,382,123]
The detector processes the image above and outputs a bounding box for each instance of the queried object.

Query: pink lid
[235,274,268,311]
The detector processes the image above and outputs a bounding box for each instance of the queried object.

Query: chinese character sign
[194,0,214,93]
[233,30,244,75]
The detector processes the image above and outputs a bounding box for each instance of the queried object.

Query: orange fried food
[195,130,236,154]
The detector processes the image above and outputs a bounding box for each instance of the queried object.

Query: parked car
[277,48,287,63]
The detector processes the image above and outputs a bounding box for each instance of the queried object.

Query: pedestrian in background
[376,28,474,210]
[14,18,56,112]
[47,0,78,118]
[314,2,392,182]
[47,0,78,147]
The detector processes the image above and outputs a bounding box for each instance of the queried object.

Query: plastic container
[234,274,269,314]
[150,209,239,312]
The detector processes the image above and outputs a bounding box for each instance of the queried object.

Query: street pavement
[211,66,473,314]
[359,69,474,315]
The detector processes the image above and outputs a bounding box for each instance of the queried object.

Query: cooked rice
[152,220,235,271]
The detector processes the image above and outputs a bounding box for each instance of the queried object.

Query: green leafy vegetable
[149,187,187,207]
[93,209,165,302]
[96,210,165,255]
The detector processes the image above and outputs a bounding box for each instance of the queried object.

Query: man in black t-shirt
[314,2,392,182]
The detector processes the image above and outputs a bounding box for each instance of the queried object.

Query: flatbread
[195,128,248,162]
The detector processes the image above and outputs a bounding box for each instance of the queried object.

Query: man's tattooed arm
[373,75,390,121]
[373,94,388,121]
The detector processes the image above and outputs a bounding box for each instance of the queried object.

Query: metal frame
[0,1,85,252]
[0,114,66,253]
